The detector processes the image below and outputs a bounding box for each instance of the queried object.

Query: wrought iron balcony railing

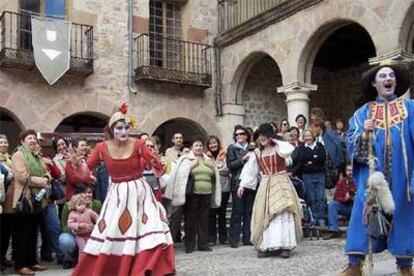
[134,33,212,87]
[218,0,288,33]
[0,11,93,76]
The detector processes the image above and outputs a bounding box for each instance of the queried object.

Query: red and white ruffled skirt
[73,177,175,276]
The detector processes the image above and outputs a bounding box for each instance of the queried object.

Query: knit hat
[360,61,411,102]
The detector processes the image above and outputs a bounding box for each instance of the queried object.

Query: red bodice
[258,153,286,175]
[87,139,164,183]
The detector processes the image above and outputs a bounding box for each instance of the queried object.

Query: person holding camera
[6,129,50,275]
[324,164,356,240]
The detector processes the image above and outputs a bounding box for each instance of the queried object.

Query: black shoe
[257,251,271,258]
[185,248,194,254]
[323,231,341,240]
[62,261,75,269]
[230,243,239,248]
[243,241,253,246]
[198,246,212,252]
[219,236,228,244]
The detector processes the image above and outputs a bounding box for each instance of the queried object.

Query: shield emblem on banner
[31,16,71,85]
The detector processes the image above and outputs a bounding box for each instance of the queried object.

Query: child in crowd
[67,194,99,254]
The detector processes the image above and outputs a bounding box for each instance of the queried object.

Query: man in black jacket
[226,125,255,248]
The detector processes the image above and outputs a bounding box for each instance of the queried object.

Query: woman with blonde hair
[67,194,98,254]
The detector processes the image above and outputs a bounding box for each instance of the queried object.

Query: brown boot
[338,264,363,276]
[399,267,414,276]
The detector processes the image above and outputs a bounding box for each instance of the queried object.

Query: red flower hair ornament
[108,103,138,129]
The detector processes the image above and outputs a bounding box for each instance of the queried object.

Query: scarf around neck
[18,145,45,177]
[0,152,12,167]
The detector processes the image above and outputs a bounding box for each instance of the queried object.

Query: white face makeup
[373,67,396,100]
[113,121,130,142]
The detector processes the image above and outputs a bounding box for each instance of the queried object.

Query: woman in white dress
[237,123,302,258]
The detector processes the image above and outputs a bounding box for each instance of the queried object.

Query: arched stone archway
[230,52,285,128]
[153,118,207,153]
[0,107,24,151]
[300,21,376,122]
[139,104,221,140]
[55,112,110,133]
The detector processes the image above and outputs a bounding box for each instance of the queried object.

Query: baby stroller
[290,177,320,240]
[301,200,320,240]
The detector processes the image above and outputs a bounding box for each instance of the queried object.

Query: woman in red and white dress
[72,104,174,276]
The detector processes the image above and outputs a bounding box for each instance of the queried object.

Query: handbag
[367,204,392,240]
[50,179,65,201]
[15,177,41,214]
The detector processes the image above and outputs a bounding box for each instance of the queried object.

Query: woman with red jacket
[65,138,95,201]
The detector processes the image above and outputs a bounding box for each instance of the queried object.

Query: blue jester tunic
[345,96,414,257]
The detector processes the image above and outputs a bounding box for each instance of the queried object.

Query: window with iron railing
[149,0,183,69]
[0,11,93,75]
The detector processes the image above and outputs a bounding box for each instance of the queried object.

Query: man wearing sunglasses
[226,125,255,248]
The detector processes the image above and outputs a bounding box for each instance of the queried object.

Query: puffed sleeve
[87,143,102,170]
[239,151,259,190]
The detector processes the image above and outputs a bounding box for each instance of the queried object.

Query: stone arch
[229,51,283,105]
[299,20,376,121]
[399,2,414,53]
[298,19,376,84]
[152,118,208,152]
[0,107,25,151]
[47,95,117,131]
[139,104,221,139]
[0,106,25,130]
[54,112,110,133]
[290,0,390,83]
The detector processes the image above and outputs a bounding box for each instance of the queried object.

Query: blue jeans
[328,201,352,232]
[229,189,255,245]
[58,232,78,263]
[43,203,64,263]
[303,173,326,226]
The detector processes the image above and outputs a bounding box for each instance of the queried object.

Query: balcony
[134,34,212,87]
[0,11,93,76]
[216,0,323,47]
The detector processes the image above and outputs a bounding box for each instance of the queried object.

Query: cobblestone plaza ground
[2,239,397,276]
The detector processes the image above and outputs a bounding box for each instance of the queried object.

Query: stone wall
[242,56,286,128]
[0,0,221,141]
[310,65,366,123]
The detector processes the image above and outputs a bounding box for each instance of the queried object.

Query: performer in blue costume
[340,61,414,276]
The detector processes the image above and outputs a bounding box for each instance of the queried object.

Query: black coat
[226,144,248,191]
[292,142,326,175]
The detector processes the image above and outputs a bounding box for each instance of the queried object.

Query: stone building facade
[1,0,414,148]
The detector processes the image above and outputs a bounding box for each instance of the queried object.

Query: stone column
[220,103,245,146]
[277,82,317,125]
[369,49,414,99]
